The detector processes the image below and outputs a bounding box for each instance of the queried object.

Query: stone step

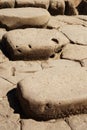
[0,7,50,30]
[21,119,71,130]
[17,60,87,120]
[2,28,69,60]
[0,0,15,8]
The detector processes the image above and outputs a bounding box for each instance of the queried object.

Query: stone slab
[0,0,15,8]
[16,0,50,9]
[67,114,87,130]
[60,25,87,45]
[61,44,87,61]
[0,7,50,29]
[2,28,69,60]
[17,61,87,120]
[21,119,71,130]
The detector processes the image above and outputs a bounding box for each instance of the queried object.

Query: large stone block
[16,0,50,9]
[0,7,50,30]
[17,60,87,120]
[0,0,15,8]
[2,29,69,60]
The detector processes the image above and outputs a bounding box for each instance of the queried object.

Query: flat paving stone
[16,0,50,9]
[60,25,87,45]
[17,61,87,120]
[2,28,69,60]
[67,114,87,130]
[21,119,71,130]
[0,7,50,29]
[0,0,15,8]
[61,44,87,61]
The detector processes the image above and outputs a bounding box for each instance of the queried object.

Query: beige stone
[81,58,87,67]
[21,119,71,130]
[16,0,50,9]
[61,44,87,61]
[76,15,87,21]
[49,0,65,15]
[60,25,87,45]
[0,0,15,8]
[67,114,87,130]
[0,7,50,29]
[0,28,6,42]
[17,61,87,120]
[2,28,69,60]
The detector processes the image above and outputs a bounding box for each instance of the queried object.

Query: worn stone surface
[60,25,87,45]
[15,0,50,9]
[21,119,71,130]
[67,114,87,130]
[0,0,15,8]
[61,44,87,61]
[0,7,50,30]
[2,28,69,60]
[17,61,87,120]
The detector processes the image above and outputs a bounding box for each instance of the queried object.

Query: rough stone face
[67,114,87,130]
[61,44,87,61]
[0,28,6,42]
[2,28,69,60]
[0,7,50,30]
[60,25,87,45]
[49,0,65,15]
[21,119,71,130]
[17,61,87,120]
[0,0,15,8]
[16,0,50,9]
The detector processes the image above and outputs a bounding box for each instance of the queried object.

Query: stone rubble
[0,1,87,130]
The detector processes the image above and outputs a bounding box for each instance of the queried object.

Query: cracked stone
[67,114,87,130]
[2,28,69,60]
[21,119,71,130]
[0,7,50,29]
[60,25,87,45]
[17,61,87,120]
[61,44,87,61]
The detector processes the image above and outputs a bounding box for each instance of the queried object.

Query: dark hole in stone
[46,103,51,109]
[51,38,59,44]
[28,44,32,49]
[17,49,22,53]
[16,45,19,48]
[50,54,55,58]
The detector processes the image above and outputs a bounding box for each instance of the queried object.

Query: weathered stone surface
[0,0,15,8]
[47,16,87,29]
[17,61,87,120]
[81,58,87,67]
[2,28,69,60]
[0,7,50,29]
[0,28,6,42]
[60,25,87,45]
[0,78,13,98]
[67,114,87,130]
[49,0,65,15]
[16,0,50,9]
[21,119,71,130]
[61,44,87,61]
[76,15,87,21]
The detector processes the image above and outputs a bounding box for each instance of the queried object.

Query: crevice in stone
[64,118,73,130]
[0,76,15,85]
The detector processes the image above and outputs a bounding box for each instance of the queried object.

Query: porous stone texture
[61,44,87,61]
[60,25,87,45]
[0,7,50,30]
[17,61,87,120]
[15,0,50,9]
[21,119,71,130]
[0,0,15,8]
[2,28,69,60]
